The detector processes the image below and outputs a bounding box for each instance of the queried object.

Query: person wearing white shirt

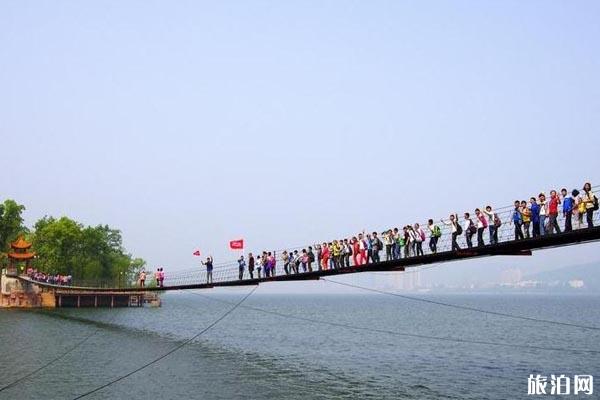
[441,213,461,251]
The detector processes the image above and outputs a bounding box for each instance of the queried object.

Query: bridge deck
[21,226,600,293]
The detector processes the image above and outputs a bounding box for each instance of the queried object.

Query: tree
[0,199,27,252]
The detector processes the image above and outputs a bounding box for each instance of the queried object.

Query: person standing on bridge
[139,270,146,287]
[427,219,441,253]
[238,255,246,280]
[201,256,214,284]
[548,190,562,235]
[383,230,393,261]
[561,188,574,233]
[308,246,315,272]
[414,223,425,256]
[442,213,461,251]
[463,213,476,248]
[482,206,499,245]
[474,209,487,247]
[582,182,597,228]
[511,201,524,240]
[530,197,541,237]
[248,253,255,279]
[321,243,330,270]
[520,200,531,238]
[538,193,548,236]
[372,232,382,263]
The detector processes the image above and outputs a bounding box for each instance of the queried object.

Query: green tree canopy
[0,198,145,286]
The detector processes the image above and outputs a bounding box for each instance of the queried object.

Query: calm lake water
[0,292,599,400]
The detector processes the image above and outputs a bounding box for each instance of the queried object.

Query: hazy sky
[2,1,599,284]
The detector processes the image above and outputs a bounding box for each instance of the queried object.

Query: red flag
[193,250,201,256]
[229,239,244,250]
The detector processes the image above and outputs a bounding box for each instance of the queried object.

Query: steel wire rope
[320,278,600,331]
[0,309,124,393]
[186,291,600,354]
[71,285,258,400]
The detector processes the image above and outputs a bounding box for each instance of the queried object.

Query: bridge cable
[0,310,123,393]
[71,285,258,400]
[320,278,600,331]
[186,291,600,354]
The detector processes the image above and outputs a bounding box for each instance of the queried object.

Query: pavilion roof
[8,252,35,260]
[11,236,32,250]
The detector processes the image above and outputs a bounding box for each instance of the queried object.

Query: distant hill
[524,262,600,290]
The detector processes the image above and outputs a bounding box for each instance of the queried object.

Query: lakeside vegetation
[0,199,145,285]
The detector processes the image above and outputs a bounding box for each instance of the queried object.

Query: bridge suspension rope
[71,285,258,400]
[186,290,600,354]
[0,310,123,393]
[321,278,600,331]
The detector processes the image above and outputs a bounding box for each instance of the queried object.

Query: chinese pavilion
[7,236,35,275]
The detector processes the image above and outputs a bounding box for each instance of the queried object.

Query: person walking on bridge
[538,193,548,236]
[201,256,214,284]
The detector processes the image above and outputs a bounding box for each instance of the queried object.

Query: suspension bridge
[8,199,600,306]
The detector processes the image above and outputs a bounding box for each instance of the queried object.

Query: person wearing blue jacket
[561,188,575,232]
[530,197,541,238]
[511,201,524,240]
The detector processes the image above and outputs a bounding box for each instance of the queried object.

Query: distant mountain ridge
[524,262,600,290]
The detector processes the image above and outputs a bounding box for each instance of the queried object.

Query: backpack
[455,221,463,235]
[433,225,442,238]
[468,219,477,235]
[308,252,315,262]
[594,194,599,211]
[419,229,426,241]
[376,238,383,250]
[494,214,502,227]
[347,245,353,256]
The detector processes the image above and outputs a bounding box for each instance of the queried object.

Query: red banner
[229,239,244,250]
[193,250,201,256]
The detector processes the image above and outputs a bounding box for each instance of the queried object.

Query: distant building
[568,279,584,289]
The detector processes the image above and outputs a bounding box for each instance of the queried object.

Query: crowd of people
[222,182,597,283]
[27,268,72,286]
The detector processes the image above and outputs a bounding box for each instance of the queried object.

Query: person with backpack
[582,182,597,228]
[307,246,315,272]
[341,238,351,267]
[442,213,461,251]
[300,249,308,273]
[372,232,382,263]
[474,209,488,247]
[463,212,476,248]
[547,190,561,235]
[314,244,322,271]
[510,200,524,240]
[427,219,441,253]
[292,250,300,274]
[482,206,500,245]
[530,197,541,237]
[414,223,425,256]
[282,251,290,275]
[365,233,374,264]
[561,188,575,233]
